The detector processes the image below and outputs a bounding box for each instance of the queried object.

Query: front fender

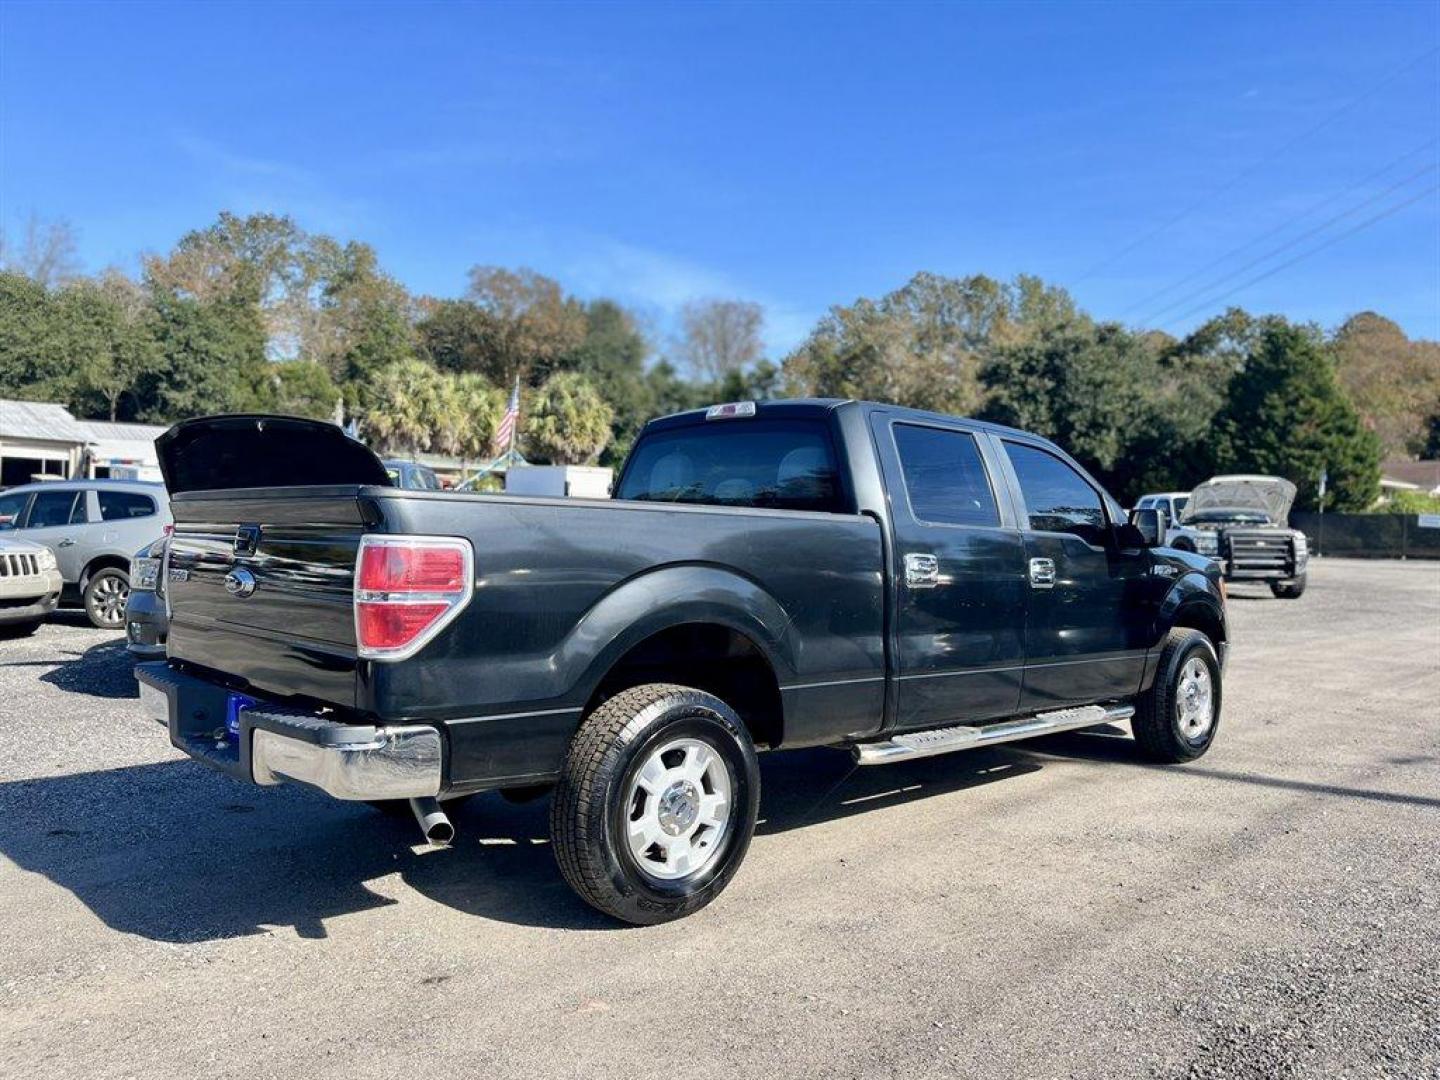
[560,563,799,706]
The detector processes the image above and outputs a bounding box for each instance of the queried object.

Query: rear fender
[562,563,798,706]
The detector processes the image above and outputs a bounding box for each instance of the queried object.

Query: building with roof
[1379,457,1440,500]
[0,399,167,487]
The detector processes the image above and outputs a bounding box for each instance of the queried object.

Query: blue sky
[2,1,1437,355]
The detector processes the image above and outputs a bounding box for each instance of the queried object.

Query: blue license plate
[225,692,258,740]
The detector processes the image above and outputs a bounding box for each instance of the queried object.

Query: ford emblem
[224,568,257,598]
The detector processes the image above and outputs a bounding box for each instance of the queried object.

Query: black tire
[1270,573,1306,599]
[1173,539,1195,553]
[550,683,760,926]
[82,568,130,630]
[1131,628,1222,763]
[0,619,41,638]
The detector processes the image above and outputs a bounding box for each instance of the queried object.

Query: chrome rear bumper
[136,661,442,801]
[250,724,442,800]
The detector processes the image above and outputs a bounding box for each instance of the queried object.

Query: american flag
[493,377,520,455]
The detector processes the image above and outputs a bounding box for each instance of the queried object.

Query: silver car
[0,479,172,628]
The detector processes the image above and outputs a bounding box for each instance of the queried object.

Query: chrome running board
[852,702,1135,766]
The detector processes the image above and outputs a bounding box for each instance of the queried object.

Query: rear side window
[1004,441,1106,542]
[893,424,999,527]
[618,420,845,513]
[27,490,80,528]
[98,490,156,521]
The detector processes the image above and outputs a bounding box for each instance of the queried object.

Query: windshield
[1188,508,1271,524]
[617,419,847,514]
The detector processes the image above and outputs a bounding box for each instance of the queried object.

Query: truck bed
[165,486,887,789]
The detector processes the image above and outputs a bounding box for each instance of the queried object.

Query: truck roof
[646,397,1045,444]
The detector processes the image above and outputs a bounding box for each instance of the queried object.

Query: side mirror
[1127,507,1167,547]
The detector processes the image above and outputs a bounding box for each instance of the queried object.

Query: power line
[1073,45,1440,285]
[1160,184,1439,330]
[1137,161,1437,325]
[1118,136,1439,321]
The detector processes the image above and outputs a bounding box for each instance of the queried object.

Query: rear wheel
[1131,628,1221,763]
[1270,573,1306,599]
[82,568,129,629]
[550,683,760,925]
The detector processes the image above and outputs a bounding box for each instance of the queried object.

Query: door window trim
[887,420,1006,531]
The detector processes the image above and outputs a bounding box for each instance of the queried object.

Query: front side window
[27,490,80,528]
[0,492,29,530]
[98,490,156,521]
[1004,441,1106,542]
[618,420,845,514]
[893,423,999,527]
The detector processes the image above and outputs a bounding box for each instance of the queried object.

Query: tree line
[2,211,1436,511]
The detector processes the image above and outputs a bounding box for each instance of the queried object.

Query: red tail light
[354,535,473,660]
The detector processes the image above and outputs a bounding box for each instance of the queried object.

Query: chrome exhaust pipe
[409,796,454,845]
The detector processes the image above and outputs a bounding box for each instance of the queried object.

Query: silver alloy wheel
[624,737,734,882]
[89,574,129,627]
[1175,656,1214,741]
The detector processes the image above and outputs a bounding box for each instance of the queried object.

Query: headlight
[37,548,57,571]
[1194,532,1220,554]
[1293,534,1308,558]
[132,556,161,591]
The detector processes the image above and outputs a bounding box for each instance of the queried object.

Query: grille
[0,552,41,578]
[1226,531,1293,573]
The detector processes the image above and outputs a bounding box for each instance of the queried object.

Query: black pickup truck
[137,400,1228,924]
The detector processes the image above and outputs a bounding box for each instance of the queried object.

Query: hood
[156,415,392,495]
[1183,475,1295,524]
[0,535,49,554]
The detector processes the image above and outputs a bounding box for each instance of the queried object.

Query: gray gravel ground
[1,558,1437,1080]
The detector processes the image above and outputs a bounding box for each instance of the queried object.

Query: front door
[872,415,1028,731]
[19,487,89,582]
[996,439,1151,711]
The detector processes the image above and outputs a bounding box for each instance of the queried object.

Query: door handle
[1028,557,1056,589]
[904,553,940,589]
[57,538,76,548]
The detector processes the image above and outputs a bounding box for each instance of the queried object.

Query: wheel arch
[80,553,131,589]
[568,565,796,749]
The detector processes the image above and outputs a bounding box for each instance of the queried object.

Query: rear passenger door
[996,439,1150,711]
[871,415,1028,730]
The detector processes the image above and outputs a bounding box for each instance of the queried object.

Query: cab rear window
[617,420,847,513]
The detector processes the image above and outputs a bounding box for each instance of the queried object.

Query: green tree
[465,266,587,386]
[525,371,614,465]
[268,360,342,421]
[556,300,656,464]
[981,321,1154,495]
[58,272,162,420]
[363,357,454,456]
[141,286,270,421]
[446,372,504,462]
[783,272,1079,416]
[1332,312,1440,458]
[1212,321,1381,511]
[0,271,67,402]
[416,298,493,375]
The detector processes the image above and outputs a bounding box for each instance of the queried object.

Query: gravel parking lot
[1,558,1437,1080]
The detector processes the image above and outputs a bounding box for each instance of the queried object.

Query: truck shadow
[0,745,1046,940]
[35,638,138,699]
